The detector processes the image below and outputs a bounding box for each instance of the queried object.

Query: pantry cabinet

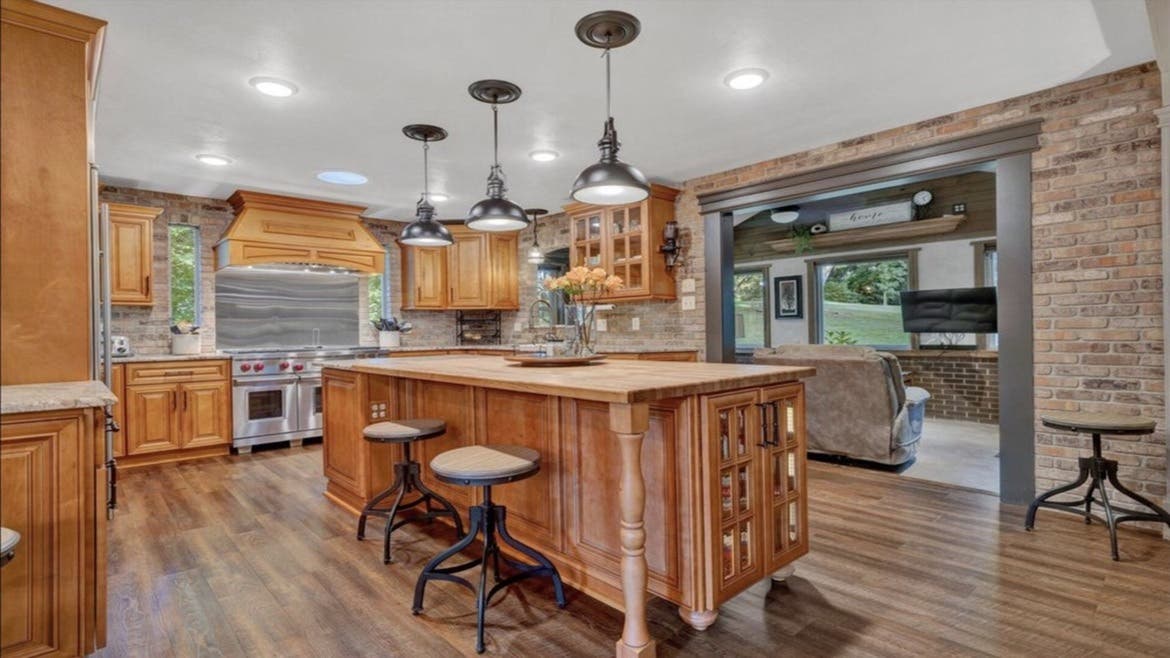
[564,184,679,302]
[401,225,518,310]
[702,382,807,604]
[108,203,162,306]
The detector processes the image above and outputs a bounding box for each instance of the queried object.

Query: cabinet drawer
[126,360,229,385]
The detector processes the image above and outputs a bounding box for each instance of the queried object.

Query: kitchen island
[321,355,814,657]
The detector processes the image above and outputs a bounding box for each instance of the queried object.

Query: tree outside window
[815,256,911,348]
[169,224,200,325]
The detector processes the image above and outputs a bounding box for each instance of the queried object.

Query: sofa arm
[905,386,930,407]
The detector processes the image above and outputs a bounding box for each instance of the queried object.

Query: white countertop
[0,380,117,414]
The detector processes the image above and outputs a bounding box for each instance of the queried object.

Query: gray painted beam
[704,211,735,363]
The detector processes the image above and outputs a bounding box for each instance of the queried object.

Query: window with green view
[734,268,770,351]
[815,255,912,349]
[368,250,391,321]
[168,224,200,325]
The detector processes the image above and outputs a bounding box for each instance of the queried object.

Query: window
[734,268,770,352]
[811,252,915,349]
[368,250,391,321]
[975,240,998,350]
[168,224,201,326]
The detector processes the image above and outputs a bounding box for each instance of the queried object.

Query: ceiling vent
[215,190,385,273]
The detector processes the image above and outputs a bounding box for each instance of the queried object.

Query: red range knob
[254,363,265,371]
[293,364,305,372]
[240,363,252,372]
[279,362,290,370]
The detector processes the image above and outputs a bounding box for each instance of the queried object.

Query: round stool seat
[363,419,447,443]
[431,445,539,485]
[1040,412,1155,435]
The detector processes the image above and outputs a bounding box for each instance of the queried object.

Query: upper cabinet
[108,203,161,306]
[564,184,679,302]
[401,225,518,310]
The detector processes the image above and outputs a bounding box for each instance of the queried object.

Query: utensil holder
[172,334,201,355]
[379,331,401,348]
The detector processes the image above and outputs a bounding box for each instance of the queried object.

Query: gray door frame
[699,121,1041,504]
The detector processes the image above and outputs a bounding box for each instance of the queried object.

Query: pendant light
[525,208,548,264]
[399,124,453,247]
[570,11,650,206]
[466,80,529,232]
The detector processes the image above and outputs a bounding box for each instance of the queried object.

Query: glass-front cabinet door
[703,389,765,599]
[571,210,604,269]
[606,204,646,297]
[760,384,808,570]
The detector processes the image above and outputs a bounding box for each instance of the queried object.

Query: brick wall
[890,351,999,424]
[100,186,234,355]
[676,62,1163,507]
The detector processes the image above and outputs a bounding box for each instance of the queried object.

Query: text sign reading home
[828,201,913,232]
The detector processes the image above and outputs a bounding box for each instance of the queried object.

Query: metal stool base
[412,485,566,654]
[1026,433,1170,560]
[357,442,465,564]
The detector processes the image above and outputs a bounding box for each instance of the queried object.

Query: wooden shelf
[766,214,966,255]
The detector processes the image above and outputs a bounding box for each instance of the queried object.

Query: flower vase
[569,302,597,356]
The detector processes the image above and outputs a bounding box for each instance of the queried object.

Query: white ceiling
[57,0,1154,220]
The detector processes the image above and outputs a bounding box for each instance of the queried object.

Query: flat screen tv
[899,287,997,334]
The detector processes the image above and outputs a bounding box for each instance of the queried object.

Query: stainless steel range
[230,347,379,451]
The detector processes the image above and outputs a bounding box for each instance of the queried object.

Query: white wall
[739,235,992,346]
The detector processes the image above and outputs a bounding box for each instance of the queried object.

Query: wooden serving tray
[503,354,608,367]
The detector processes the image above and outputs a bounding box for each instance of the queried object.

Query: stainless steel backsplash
[215,268,360,350]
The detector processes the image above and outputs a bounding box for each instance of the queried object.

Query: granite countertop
[112,352,229,363]
[0,380,117,414]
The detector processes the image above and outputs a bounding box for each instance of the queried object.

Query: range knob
[279,361,291,370]
[240,363,252,372]
[254,362,266,372]
[293,364,305,372]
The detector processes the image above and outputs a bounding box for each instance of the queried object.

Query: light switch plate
[631,317,640,331]
[597,319,608,332]
[681,296,696,311]
[513,321,524,332]
[681,278,696,293]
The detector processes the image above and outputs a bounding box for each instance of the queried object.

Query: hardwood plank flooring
[96,445,1170,657]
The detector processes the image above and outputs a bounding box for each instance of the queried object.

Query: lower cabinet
[117,359,232,467]
[1,408,106,657]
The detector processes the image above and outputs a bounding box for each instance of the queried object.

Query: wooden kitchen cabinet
[108,203,162,306]
[400,225,519,310]
[702,383,807,604]
[565,184,679,302]
[118,359,232,467]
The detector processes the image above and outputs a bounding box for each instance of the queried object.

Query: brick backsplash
[891,351,999,424]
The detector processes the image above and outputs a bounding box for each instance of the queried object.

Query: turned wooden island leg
[610,402,655,658]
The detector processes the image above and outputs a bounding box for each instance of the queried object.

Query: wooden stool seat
[363,418,447,443]
[1040,412,1156,435]
[0,527,19,568]
[1027,412,1169,560]
[430,445,540,485]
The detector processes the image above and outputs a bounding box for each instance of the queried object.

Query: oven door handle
[233,375,299,387]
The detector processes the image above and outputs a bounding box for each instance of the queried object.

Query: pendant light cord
[603,48,612,120]
[422,140,430,199]
[492,103,500,167]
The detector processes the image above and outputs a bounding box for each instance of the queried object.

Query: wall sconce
[659,220,681,269]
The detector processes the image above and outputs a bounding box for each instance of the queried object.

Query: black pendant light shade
[467,80,529,232]
[399,124,454,247]
[571,11,650,206]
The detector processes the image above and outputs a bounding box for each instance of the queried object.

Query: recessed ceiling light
[316,170,368,185]
[771,205,800,224]
[529,150,559,162]
[195,153,232,166]
[249,76,298,97]
[724,68,769,90]
[427,192,450,203]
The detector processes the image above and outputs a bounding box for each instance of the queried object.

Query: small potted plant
[170,322,201,355]
[372,317,413,348]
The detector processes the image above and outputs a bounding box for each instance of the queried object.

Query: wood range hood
[215,190,385,273]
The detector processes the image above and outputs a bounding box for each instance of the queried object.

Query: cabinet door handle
[416,286,421,301]
[164,370,194,377]
[183,391,188,412]
[171,391,177,411]
[754,403,771,448]
[144,274,151,292]
[769,401,781,446]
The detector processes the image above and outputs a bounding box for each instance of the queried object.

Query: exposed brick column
[1158,104,1170,539]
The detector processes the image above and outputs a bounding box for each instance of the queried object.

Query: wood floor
[98,444,1170,657]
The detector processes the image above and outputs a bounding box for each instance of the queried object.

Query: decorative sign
[828,201,914,232]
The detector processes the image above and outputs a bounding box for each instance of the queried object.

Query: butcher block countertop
[323,355,815,404]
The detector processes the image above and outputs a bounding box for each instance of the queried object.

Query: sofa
[753,345,930,465]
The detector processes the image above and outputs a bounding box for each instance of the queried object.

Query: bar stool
[0,527,19,568]
[412,445,566,654]
[1026,411,1170,560]
[356,419,464,564]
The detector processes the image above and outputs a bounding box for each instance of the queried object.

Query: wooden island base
[321,356,812,655]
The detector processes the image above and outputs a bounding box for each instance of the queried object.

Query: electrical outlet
[513,321,524,332]
[681,295,696,311]
[952,202,966,214]
[681,278,696,293]
[596,318,608,332]
[631,317,640,331]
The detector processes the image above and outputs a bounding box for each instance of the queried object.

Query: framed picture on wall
[774,275,803,319]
